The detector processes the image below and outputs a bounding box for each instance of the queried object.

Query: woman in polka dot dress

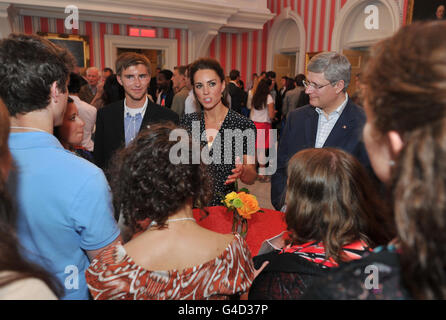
[180,58,258,206]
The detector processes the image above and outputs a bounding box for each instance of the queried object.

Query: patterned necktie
[124,112,143,146]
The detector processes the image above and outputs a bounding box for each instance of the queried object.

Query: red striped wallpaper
[209,0,407,83]
[17,0,407,83]
[17,15,189,70]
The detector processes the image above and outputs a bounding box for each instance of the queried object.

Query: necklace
[166,217,195,223]
[148,217,195,229]
[10,126,47,133]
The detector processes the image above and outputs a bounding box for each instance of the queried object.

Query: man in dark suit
[94,52,179,170]
[227,69,243,114]
[156,69,174,108]
[271,52,371,210]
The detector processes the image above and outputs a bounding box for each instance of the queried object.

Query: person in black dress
[180,58,257,206]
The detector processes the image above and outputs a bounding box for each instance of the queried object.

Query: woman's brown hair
[252,79,272,111]
[285,148,394,263]
[363,21,446,299]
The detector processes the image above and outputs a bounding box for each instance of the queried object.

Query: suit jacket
[170,86,189,118]
[94,98,179,170]
[282,87,305,119]
[227,82,243,114]
[271,99,371,210]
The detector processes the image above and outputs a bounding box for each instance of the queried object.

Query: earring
[389,160,395,166]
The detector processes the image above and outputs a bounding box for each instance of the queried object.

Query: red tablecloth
[193,206,287,256]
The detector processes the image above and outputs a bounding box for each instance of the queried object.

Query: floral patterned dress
[85,233,255,300]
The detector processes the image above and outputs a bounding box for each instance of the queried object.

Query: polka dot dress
[180,109,256,206]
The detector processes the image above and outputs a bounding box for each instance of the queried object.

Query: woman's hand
[224,156,244,185]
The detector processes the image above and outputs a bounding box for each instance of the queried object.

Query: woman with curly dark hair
[248,148,393,299]
[0,100,62,299]
[85,123,256,300]
[303,21,446,300]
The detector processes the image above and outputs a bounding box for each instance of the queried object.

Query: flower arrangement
[221,187,263,238]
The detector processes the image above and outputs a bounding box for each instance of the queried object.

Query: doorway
[104,34,177,72]
[342,48,370,97]
[266,8,306,76]
[117,48,163,74]
[274,53,296,89]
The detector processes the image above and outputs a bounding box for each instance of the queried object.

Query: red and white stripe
[18,16,189,69]
[17,0,407,83]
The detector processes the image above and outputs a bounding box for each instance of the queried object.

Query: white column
[188,23,221,61]
[0,4,14,39]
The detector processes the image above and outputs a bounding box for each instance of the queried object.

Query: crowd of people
[0,19,446,300]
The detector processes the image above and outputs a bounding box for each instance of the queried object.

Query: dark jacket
[227,82,244,114]
[158,88,174,109]
[93,98,179,170]
[271,99,371,210]
[249,251,327,300]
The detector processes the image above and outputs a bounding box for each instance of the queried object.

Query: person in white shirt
[184,64,199,114]
[250,78,276,182]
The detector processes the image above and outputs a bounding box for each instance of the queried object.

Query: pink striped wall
[210,0,351,84]
[210,0,407,84]
[18,16,189,70]
[18,0,407,83]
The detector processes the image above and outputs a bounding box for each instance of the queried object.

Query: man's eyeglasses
[302,80,333,90]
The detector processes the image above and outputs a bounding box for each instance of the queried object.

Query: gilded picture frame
[38,32,90,69]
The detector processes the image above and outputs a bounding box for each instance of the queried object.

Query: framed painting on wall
[38,32,90,69]
[406,0,446,24]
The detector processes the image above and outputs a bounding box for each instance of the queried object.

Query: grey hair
[86,66,99,75]
[307,52,351,92]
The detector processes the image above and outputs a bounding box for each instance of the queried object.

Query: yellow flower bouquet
[221,187,263,238]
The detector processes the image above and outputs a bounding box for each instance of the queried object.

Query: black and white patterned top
[180,109,256,206]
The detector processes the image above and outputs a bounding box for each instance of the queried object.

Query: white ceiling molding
[188,23,220,60]
[1,0,274,64]
[2,0,274,32]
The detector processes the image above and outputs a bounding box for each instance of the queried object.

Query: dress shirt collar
[315,93,348,117]
[124,96,148,118]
